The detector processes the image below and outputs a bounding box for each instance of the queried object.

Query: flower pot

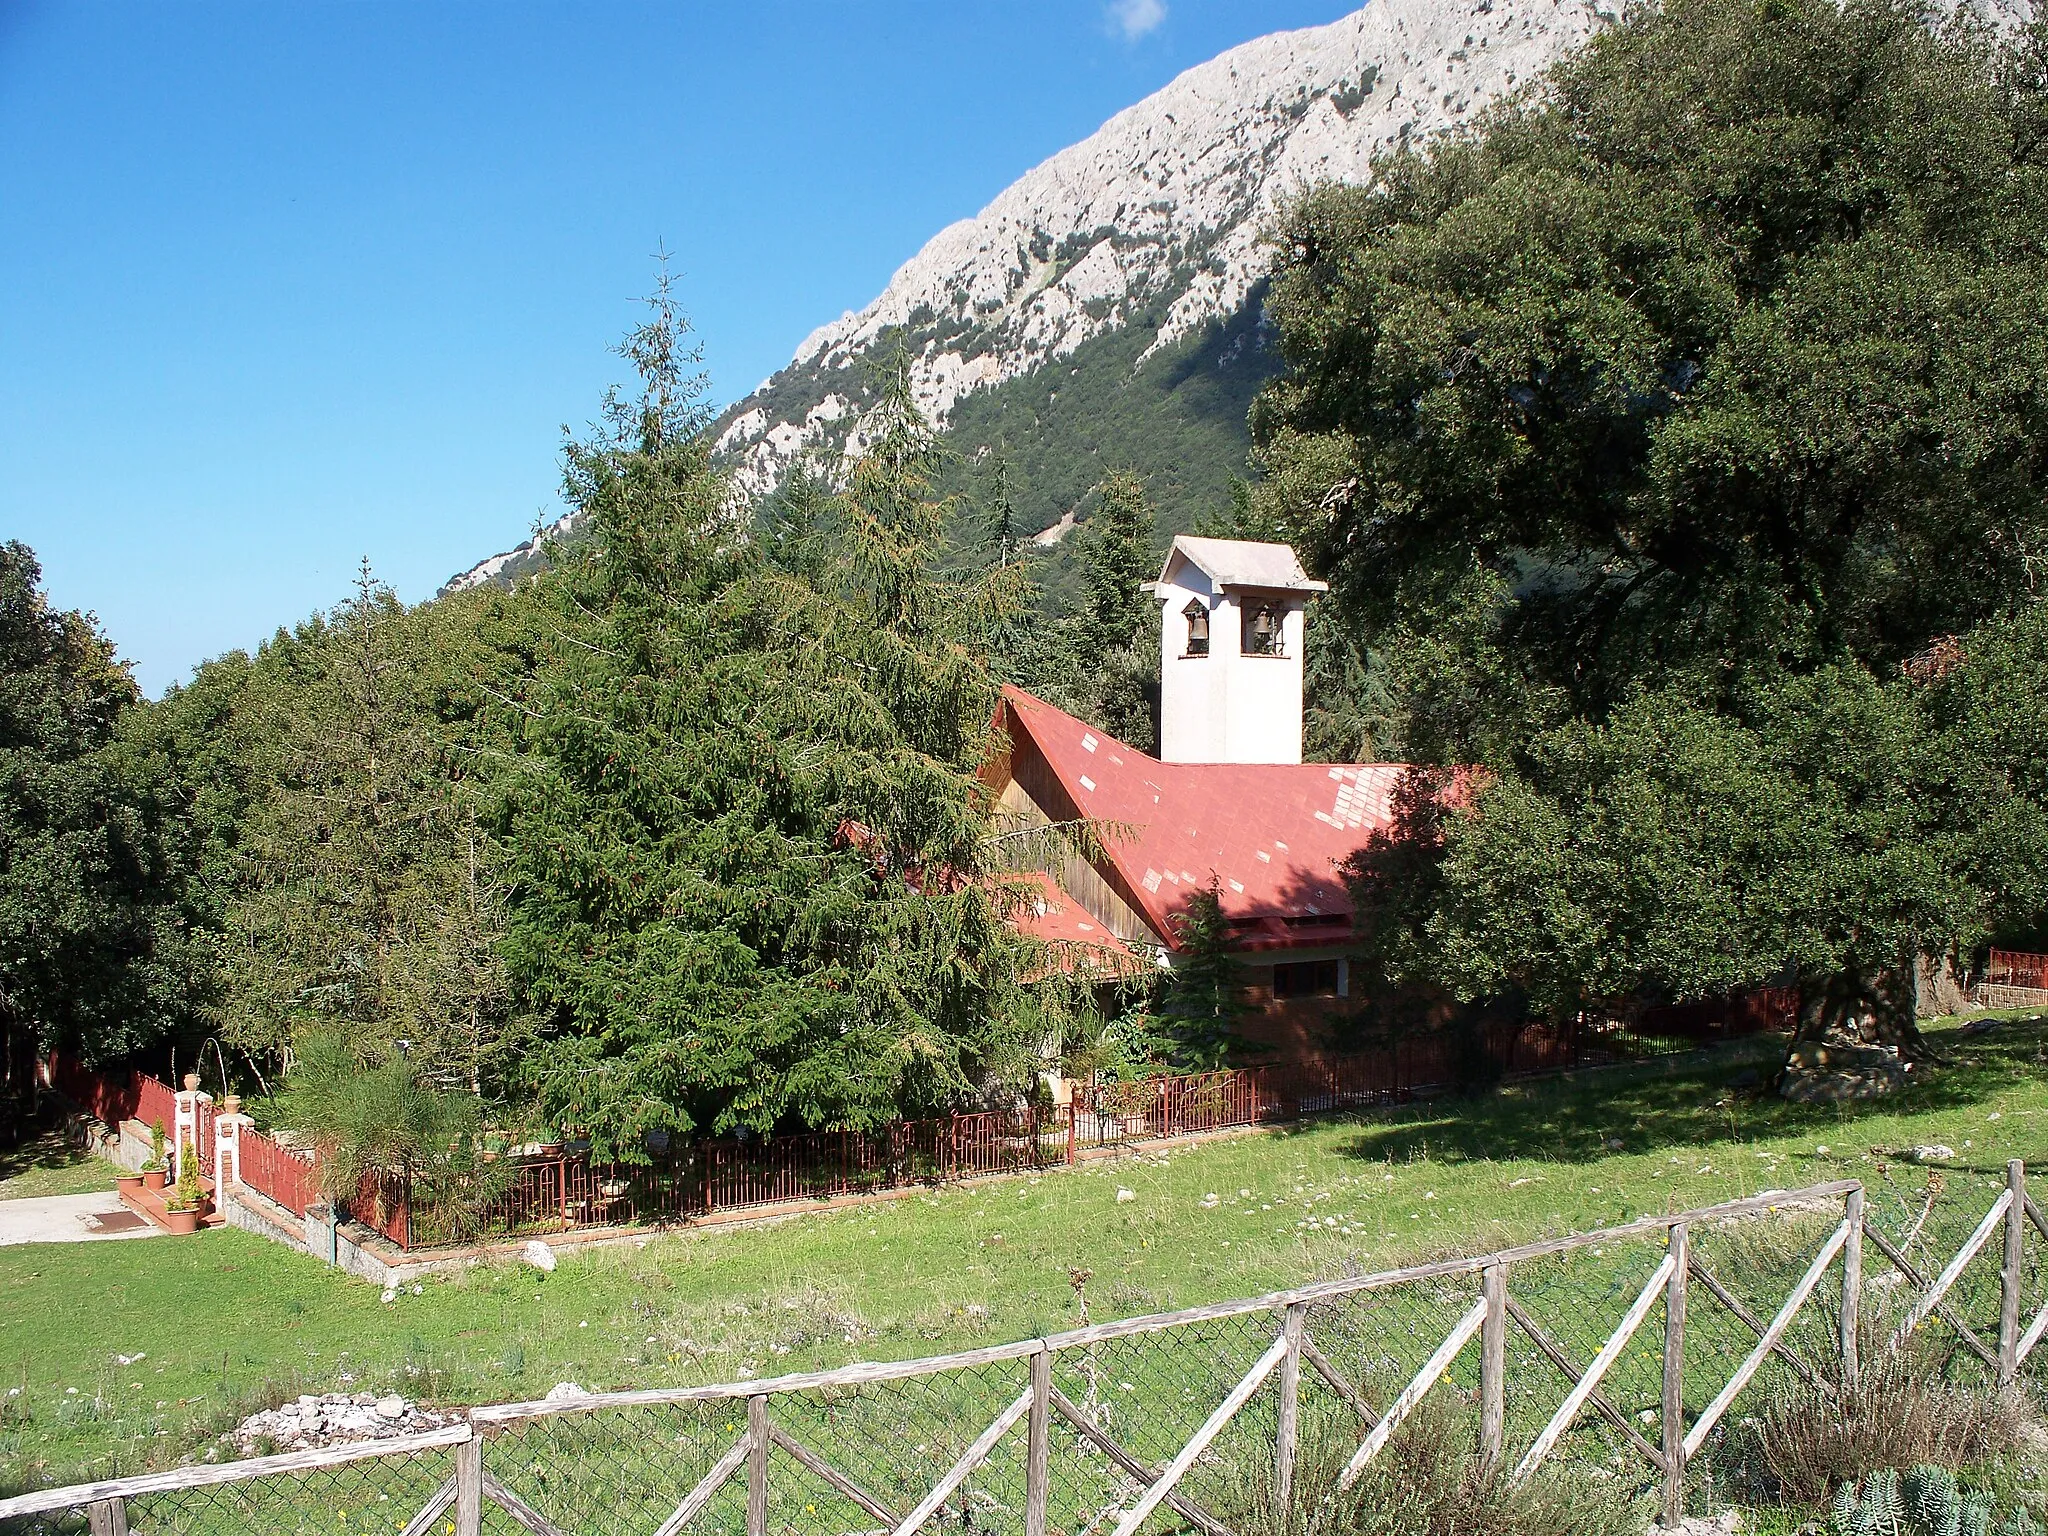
[143,1169,167,1191]
[114,1172,143,1197]
[222,1093,242,1115]
[183,1073,200,1093]
[164,1206,200,1235]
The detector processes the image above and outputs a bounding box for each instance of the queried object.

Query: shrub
[169,1137,201,1211]
[277,1032,512,1242]
[1748,1345,2029,1505]
[1225,1396,1643,1536]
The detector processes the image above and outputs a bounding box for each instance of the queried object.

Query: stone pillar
[213,1094,250,1191]
[172,1075,212,1185]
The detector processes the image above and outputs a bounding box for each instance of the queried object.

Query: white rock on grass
[231,1393,453,1454]
[522,1239,558,1273]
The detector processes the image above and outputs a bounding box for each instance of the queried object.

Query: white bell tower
[1144,536,1327,764]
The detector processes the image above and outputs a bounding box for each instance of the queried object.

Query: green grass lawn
[0,1127,120,1201]
[4,1016,2047,1504]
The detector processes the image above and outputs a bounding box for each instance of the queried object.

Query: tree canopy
[1260,0,2048,1050]
[496,281,1073,1157]
[1255,0,2048,732]
[0,544,204,1074]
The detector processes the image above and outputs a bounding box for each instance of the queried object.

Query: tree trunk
[1790,955,1942,1062]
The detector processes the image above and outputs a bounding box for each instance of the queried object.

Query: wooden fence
[7,1162,2039,1536]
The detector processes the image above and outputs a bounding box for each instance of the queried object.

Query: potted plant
[163,1139,205,1234]
[142,1120,168,1191]
[113,1164,143,1199]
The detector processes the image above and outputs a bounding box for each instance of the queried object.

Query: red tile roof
[1008,870,1140,965]
[993,687,1414,954]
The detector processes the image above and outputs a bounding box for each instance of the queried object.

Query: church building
[983,536,1414,1062]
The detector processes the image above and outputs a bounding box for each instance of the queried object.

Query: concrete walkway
[0,1192,164,1246]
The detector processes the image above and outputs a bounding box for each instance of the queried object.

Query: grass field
[3,1016,2046,1508]
[0,1128,118,1202]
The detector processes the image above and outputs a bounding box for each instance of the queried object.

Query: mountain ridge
[444,0,1618,593]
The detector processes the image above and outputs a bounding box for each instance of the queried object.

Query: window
[1183,598,1210,656]
[1272,959,1341,999]
[1245,603,1283,656]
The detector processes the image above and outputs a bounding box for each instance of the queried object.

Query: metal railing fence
[52,1003,1773,1253]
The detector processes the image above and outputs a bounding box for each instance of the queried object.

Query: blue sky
[1,0,1354,695]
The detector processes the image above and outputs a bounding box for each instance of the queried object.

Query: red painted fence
[1989,949,2048,992]
[389,1010,1749,1249]
[44,1055,317,1216]
[49,998,1779,1253]
[47,1057,178,1150]
[239,1124,319,1215]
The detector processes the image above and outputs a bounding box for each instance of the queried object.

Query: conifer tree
[1071,470,1161,750]
[1156,879,1248,1069]
[216,566,526,1086]
[984,454,1018,569]
[503,280,1072,1157]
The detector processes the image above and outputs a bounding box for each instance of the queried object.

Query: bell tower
[1144,536,1326,765]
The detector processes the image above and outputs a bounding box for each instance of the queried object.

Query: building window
[1272,959,1341,999]
[1246,603,1283,656]
[1183,598,1210,657]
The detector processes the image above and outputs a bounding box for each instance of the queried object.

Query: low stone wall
[1982,984,2048,1011]
[74,1111,155,1174]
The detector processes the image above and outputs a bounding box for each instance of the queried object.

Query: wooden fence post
[2002,1160,2027,1386]
[87,1498,127,1536]
[747,1394,769,1536]
[1276,1303,1306,1509]
[454,1434,482,1536]
[1026,1347,1051,1536]
[1480,1264,1506,1466]
[1662,1222,1689,1527]
[1841,1185,1864,1390]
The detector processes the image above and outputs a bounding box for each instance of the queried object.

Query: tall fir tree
[502,278,1067,1157]
[1068,470,1161,750]
[1156,880,1249,1069]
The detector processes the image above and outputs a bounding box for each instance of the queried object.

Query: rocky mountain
[717,0,1615,504]
[447,0,1620,593]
